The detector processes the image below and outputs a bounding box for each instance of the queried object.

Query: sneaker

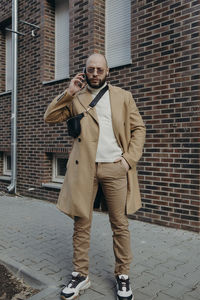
[60,272,91,300]
[116,274,134,300]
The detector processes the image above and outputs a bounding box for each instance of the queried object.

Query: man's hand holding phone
[67,73,86,97]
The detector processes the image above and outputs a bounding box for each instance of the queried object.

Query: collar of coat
[76,83,124,124]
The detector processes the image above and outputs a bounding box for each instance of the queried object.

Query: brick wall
[0,0,199,232]
[40,0,55,82]
[128,0,200,232]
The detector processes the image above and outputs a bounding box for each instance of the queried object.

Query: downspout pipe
[7,0,18,193]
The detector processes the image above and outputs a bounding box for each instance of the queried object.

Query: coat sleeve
[44,91,74,124]
[122,92,146,169]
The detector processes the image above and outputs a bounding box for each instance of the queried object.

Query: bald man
[44,53,146,300]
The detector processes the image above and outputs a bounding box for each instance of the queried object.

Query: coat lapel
[77,87,99,123]
[109,84,124,149]
[77,84,124,134]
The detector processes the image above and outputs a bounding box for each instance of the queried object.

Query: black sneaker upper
[67,273,86,288]
[61,272,87,298]
[116,275,133,300]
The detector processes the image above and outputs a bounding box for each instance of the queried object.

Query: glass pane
[57,158,68,176]
[7,155,11,171]
[6,30,12,91]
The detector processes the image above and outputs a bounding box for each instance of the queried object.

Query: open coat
[44,84,146,219]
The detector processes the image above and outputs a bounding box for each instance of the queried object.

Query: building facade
[0,0,199,232]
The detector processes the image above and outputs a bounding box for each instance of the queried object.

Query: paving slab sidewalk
[0,193,199,300]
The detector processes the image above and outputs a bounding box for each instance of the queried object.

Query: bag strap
[88,84,109,109]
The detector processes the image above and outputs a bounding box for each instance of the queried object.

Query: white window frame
[105,0,132,68]
[52,154,68,183]
[55,0,69,80]
[5,30,12,91]
[3,152,11,176]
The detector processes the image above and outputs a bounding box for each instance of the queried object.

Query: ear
[107,68,109,76]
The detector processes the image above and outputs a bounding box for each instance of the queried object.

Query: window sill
[109,60,132,70]
[0,176,11,182]
[0,91,12,96]
[42,76,70,85]
[42,182,62,190]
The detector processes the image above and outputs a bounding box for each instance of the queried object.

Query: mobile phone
[77,68,86,88]
[81,67,86,84]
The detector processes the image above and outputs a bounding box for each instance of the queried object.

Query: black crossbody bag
[67,85,108,138]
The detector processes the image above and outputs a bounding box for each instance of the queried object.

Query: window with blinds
[6,30,12,91]
[105,0,131,68]
[55,0,69,80]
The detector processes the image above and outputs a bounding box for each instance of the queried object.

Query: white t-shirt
[87,84,122,162]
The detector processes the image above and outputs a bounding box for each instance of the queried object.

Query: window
[0,18,12,93]
[3,153,11,176]
[5,30,12,91]
[52,154,68,183]
[42,0,70,82]
[55,0,69,80]
[105,0,131,68]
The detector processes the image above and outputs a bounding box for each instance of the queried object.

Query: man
[44,53,146,300]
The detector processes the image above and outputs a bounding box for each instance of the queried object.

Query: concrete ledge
[0,91,12,96]
[0,255,58,300]
[42,182,62,190]
[42,76,69,85]
[0,176,11,182]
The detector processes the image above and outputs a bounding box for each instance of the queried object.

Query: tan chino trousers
[73,161,133,276]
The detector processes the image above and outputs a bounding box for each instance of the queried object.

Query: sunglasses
[86,67,105,75]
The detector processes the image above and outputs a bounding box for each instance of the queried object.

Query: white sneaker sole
[61,280,91,300]
[116,295,134,300]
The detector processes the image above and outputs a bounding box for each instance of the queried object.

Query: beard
[86,73,107,89]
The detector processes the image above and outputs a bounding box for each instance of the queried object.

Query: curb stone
[0,255,58,300]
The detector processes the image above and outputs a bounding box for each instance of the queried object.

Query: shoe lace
[67,275,84,289]
[118,276,129,292]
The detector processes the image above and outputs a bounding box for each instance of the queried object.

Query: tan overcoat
[44,84,146,219]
